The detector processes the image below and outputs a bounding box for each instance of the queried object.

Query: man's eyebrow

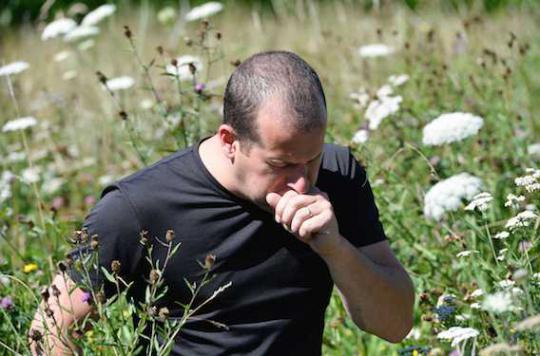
[268,151,322,163]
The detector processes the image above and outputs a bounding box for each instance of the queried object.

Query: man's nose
[286,164,310,194]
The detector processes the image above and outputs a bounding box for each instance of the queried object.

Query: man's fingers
[290,204,317,233]
[273,190,298,223]
[282,195,317,228]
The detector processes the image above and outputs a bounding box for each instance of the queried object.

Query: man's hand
[266,188,342,257]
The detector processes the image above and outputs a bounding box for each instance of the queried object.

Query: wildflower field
[1,1,540,354]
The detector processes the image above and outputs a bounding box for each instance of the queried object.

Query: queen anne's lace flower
[349,89,370,109]
[482,292,514,314]
[2,117,38,132]
[42,18,77,40]
[388,74,409,86]
[504,193,525,209]
[358,44,395,58]
[81,4,116,26]
[528,143,540,156]
[185,2,224,22]
[64,26,100,42]
[364,95,402,130]
[493,231,510,239]
[505,210,538,230]
[0,61,29,76]
[105,76,135,91]
[422,112,483,146]
[437,327,479,347]
[464,192,492,212]
[424,173,483,221]
[515,169,540,193]
[166,56,203,81]
[352,129,369,144]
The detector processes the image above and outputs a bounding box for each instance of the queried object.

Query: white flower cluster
[437,327,479,347]
[81,4,116,26]
[493,231,510,240]
[505,210,538,230]
[0,61,29,76]
[64,26,100,42]
[464,192,492,212]
[166,55,203,81]
[2,117,38,132]
[0,171,15,203]
[352,129,369,144]
[185,2,224,22]
[41,18,77,40]
[357,44,395,58]
[515,168,540,193]
[482,292,515,314]
[105,76,135,91]
[528,143,540,157]
[504,193,525,209]
[423,112,483,146]
[424,173,483,221]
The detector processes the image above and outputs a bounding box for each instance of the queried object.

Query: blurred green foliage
[0,0,537,27]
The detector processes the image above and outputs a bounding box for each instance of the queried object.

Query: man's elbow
[381,317,414,343]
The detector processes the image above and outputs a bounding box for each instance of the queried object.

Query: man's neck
[198,135,239,195]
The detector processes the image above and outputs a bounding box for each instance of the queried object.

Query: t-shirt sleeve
[319,145,387,248]
[67,187,145,298]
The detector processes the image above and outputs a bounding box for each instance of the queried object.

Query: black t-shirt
[69,141,386,355]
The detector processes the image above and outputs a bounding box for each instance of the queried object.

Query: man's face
[231,97,326,211]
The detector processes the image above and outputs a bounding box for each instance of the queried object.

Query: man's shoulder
[321,143,354,174]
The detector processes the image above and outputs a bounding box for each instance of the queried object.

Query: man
[30,51,414,354]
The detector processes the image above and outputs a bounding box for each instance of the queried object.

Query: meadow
[1,1,539,354]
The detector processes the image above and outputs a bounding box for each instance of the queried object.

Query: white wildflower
[42,177,64,195]
[493,231,510,240]
[6,151,25,163]
[512,269,528,282]
[349,89,370,109]
[352,129,369,144]
[1,171,15,203]
[455,313,471,322]
[98,175,115,186]
[364,95,402,130]
[470,288,484,298]
[105,76,135,91]
[515,169,540,193]
[424,173,483,221]
[185,2,224,22]
[498,279,515,289]
[41,18,77,40]
[464,192,492,212]
[376,84,393,98]
[437,327,479,347]
[515,314,540,331]
[157,7,177,25]
[21,167,41,184]
[505,210,538,230]
[64,26,100,42]
[470,302,481,309]
[81,4,116,26]
[406,327,421,340]
[140,99,154,110]
[388,74,409,86]
[511,287,524,297]
[62,70,78,81]
[422,112,483,146]
[528,143,540,156]
[165,55,203,81]
[457,250,478,258]
[358,44,395,58]
[437,294,456,307]
[2,117,38,132]
[526,204,537,212]
[78,39,95,51]
[496,248,508,262]
[504,193,525,208]
[482,292,513,313]
[54,50,72,62]
[0,61,29,76]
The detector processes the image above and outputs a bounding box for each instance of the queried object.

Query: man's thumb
[266,192,281,209]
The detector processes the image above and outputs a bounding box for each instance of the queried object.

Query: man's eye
[269,162,288,168]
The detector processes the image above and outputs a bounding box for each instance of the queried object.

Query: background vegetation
[1,0,539,354]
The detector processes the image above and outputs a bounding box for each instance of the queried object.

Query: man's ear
[217,124,237,159]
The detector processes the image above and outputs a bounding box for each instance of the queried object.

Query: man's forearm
[320,236,414,343]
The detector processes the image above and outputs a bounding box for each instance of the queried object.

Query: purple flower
[1,296,14,310]
[194,82,205,94]
[81,291,92,304]
[84,195,96,206]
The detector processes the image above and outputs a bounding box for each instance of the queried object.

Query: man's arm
[266,189,414,343]
[321,238,414,343]
[29,273,94,355]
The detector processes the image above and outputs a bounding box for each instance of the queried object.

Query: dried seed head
[170,58,178,67]
[81,228,89,243]
[149,269,160,285]
[188,62,197,75]
[158,307,170,320]
[51,285,61,298]
[45,306,54,318]
[96,71,107,84]
[231,59,241,67]
[140,230,149,245]
[119,111,128,121]
[41,287,50,302]
[202,19,209,29]
[216,32,222,40]
[204,254,216,270]
[95,291,106,304]
[90,234,99,249]
[29,329,43,342]
[111,260,121,274]
[64,254,73,267]
[165,229,175,242]
[123,25,132,39]
[422,314,433,322]
[156,46,164,55]
[148,305,157,317]
[57,260,68,272]
[184,37,193,46]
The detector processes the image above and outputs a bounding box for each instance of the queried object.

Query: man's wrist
[311,232,349,261]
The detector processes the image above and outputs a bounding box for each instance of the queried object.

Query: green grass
[1,1,540,354]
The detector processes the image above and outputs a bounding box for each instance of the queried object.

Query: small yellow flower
[23,263,38,273]
[412,350,419,356]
